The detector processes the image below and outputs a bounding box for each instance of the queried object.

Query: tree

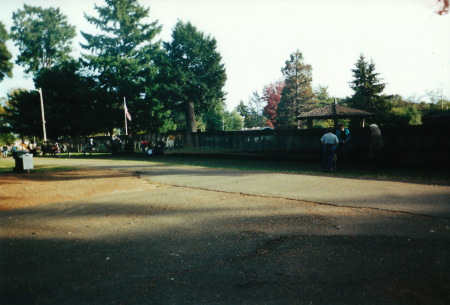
[277,50,315,129]
[81,0,166,133]
[314,85,335,107]
[235,101,248,118]
[262,81,284,128]
[0,132,16,146]
[348,55,391,121]
[223,110,243,131]
[2,89,42,139]
[1,61,101,139]
[10,5,76,74]
[235,91,267,129]
[162,20,227,138]
[198,101,226,131]
[390,106,422,126]
[0,22,13,82]
[33,60,101,138]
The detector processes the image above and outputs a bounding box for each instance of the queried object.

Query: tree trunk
[185,101,197,147]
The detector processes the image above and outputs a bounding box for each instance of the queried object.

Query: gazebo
[298,102,375,128]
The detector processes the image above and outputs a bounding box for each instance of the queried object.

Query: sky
[1,0,449,111]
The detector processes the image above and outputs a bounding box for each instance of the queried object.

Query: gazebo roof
[298,104,375,119]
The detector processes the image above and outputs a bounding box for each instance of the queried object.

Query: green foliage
[10,5,76,74]
[390,106,422,126]
[277,50,315,129]
[1,61,102,139]
[235,101,248,118]
[198,102,226,131]
[314,85,334,107]
[312,119,335,129]
[0,133,16,145]
[0,22,13,81]
[224,110,244,131]
[33,61,102,137]
[81,0,166,133]
[348,55,391,124]
[161,20,227,133]
[2,89,42,139]
[241,91,266,128]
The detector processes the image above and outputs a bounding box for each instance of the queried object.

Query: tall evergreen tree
[0,22,13,82]
[277,50,314,129]
[349,55,391,119]
[10,5,76,74]
[235,101,248,118]
[81,0,165,133]
[161,21,226,137]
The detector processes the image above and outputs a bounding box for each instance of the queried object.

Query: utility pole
[35,88,47,142]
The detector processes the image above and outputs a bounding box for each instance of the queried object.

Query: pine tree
[349,55,391,118]
[277,50,315,129]
[81,0,165,133]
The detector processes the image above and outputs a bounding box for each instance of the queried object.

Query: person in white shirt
[320,127,339,172]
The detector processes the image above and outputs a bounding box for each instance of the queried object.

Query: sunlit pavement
[30,157,450,218]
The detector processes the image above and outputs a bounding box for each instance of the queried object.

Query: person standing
[2,144,9,158]
[335,123,351,169]
[369,124,384,169]
[320,127,339,172]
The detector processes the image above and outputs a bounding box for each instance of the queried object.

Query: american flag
[124,100,132,121]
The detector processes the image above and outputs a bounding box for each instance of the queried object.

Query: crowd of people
[320,123,384,172]
[1,141,71,158]
[1,135,165,158]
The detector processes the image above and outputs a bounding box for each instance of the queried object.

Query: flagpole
[124,97,128,135]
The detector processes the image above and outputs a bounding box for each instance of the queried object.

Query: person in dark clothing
[335,124,351,169]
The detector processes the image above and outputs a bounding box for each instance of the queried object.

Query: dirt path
[0,169,149,211]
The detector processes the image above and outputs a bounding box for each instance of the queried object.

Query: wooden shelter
[422,110,450,126]
[298,102,375,128]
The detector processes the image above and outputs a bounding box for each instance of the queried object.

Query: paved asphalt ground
[1,158,450,305]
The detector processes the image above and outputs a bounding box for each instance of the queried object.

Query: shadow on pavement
[1,190,450,304]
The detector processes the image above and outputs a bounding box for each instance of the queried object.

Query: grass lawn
[0,157,76,174]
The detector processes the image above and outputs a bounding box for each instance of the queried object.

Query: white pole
[124,97,128,135]
[36,88,47,142]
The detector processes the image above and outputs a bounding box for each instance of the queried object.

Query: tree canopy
[348,54,391,121]
[161,20,227,135]
[0,22,13,82]
[10,5,76,74]
[262,81,284,128]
